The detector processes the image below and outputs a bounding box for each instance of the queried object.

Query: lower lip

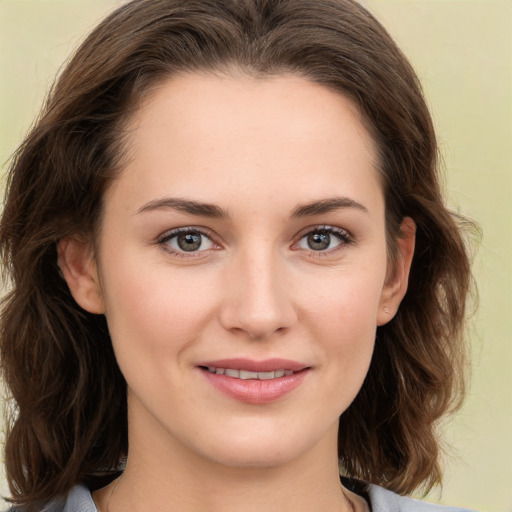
[200,368,309,404]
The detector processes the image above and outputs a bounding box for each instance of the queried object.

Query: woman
[0,1,474,511]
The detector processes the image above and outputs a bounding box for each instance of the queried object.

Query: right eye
[159,228,216,255]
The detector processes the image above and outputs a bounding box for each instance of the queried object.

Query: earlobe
[57,236,105,314]
[377,217,416,326]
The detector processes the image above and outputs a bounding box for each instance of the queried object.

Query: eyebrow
[291,197,368,217]
[136,197,229,218]
[136,195,368,219]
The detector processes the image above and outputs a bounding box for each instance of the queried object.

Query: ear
[57,236,105,314]
[377,217,416,326]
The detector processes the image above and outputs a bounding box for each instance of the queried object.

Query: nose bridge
[220,241,296,339]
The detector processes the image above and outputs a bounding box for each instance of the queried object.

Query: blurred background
[0,1,510,511]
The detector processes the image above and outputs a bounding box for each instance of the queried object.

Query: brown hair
[0,0,474,508]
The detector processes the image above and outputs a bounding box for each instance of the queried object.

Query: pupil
[308,231,330,251]
[177,232,202,251]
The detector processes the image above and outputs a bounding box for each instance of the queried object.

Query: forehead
[107,72,383,219]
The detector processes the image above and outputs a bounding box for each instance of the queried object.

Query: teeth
[239,370,258,380]
[205,367,296,380]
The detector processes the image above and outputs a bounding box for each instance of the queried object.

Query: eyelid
[294,224,352,241]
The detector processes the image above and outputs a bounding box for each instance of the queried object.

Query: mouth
[197,358,311,404]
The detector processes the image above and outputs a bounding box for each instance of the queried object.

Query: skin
[59,73,415,512]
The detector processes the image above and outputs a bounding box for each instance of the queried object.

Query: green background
[1,1,510,511]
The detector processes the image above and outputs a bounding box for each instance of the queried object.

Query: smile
[198,359,310,404]
[205,367,295,380]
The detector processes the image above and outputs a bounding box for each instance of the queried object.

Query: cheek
[299,259,386,331]
[321,290,379,367]
[299,264,385,393]
[99,262,224,417]
[100,256,220,356]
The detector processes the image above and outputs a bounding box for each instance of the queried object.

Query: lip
[197,358,311,404]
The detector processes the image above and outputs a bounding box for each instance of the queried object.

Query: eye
[296,226,351,252]
[159,228,215,254]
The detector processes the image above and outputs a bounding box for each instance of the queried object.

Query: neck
[111,442,348,512]
[94,396,361,512]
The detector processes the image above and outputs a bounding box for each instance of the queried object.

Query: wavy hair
[0,0,473,508]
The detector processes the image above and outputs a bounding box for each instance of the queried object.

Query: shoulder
[61,485,97,512]
[6,485,98,512]
[367,484,475,512]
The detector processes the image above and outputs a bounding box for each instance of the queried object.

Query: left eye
[297,228,348,251]
[162,229,214,253]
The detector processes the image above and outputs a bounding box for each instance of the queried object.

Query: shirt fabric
[27,483,473,512]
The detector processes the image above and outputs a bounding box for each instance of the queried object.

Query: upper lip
[197,358,309,373]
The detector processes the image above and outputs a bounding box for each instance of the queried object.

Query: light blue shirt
[24,484,474,512]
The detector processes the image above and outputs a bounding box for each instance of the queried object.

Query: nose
[219,246,297,340]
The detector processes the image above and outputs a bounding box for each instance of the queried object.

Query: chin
[189,419,336,471]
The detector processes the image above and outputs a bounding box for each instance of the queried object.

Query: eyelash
[157,225,353,259]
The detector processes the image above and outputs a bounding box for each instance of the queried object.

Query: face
[61,73,413,471]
